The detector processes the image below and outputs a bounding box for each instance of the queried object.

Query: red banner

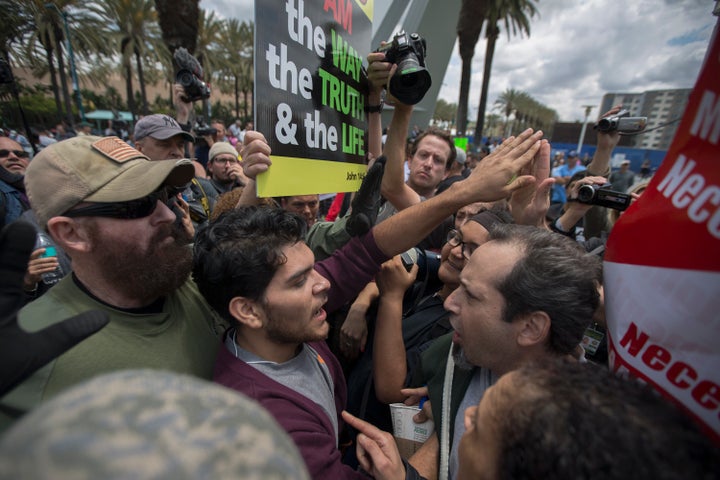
[604,17,720,443]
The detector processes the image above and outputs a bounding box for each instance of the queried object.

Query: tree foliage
[474,0,539,144]
[4,2,254,127]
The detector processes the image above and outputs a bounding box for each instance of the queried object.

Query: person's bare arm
[586,105,622,176]
[583,105,622,237]
[556,175,608,232]
[372,129,545,257]
[173,84,192,126]
[236,129,545,253]
[366,51,420,211]
[373,257,418,404]
[339,281,379,360]
[407,432,439,480]
[366,52,386,161]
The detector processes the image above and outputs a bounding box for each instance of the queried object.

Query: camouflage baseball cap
[24,136,195,227]
[0,370,310,480]
[134,114,194,142]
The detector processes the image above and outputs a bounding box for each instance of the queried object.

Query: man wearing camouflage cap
[0,136,225,428]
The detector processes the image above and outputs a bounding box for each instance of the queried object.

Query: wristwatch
[365,99,384,113]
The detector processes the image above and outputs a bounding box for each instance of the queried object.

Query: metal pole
[577,105,595,154]
[46,4,85,125]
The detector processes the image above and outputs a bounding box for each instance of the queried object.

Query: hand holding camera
[594,109,646,135]
[568,176,631,211]
[174,47,211,103]
[372,31,432,105]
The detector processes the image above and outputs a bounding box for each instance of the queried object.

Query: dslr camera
[400,248,441,279]
[376,31,431,105]
[174,47,211,102]
[576,183,632,211]
[594,109,647,134]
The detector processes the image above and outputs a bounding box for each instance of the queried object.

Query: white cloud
[201,0,714,121]
[440,0,713,121]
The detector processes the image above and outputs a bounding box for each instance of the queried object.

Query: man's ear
[228,296,264,330]
[517,311,551,348]
[47,217,92,254]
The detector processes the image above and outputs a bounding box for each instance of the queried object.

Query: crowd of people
[0,44,717,480]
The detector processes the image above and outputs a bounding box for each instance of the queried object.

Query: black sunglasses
[0,149,29,158]
[63,186,181,220]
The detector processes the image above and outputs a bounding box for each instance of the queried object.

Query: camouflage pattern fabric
[0,370,310,480]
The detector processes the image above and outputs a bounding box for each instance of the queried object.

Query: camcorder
[376,31,431,105]
[576,183,632,211]
[174,47,211,102]
[194,116,217,137]
[594,109,647,134]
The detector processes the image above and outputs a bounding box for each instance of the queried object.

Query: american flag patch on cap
[91,136,149,163]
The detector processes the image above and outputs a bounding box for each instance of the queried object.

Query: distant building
[600,88,691,151]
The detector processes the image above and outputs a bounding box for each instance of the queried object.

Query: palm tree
[236,22,254,121]
[92,0,164,117]
[455,0,488,135]
[154,0,199,54]
[14,0,109,125]
[215,19,254,119]
[17,1,76,125]
[194,9,223,118]
[494,87,522,137]
[473,0,538,143]
[0,1,30,61]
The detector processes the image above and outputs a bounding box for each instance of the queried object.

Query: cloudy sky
[202,0,715,121]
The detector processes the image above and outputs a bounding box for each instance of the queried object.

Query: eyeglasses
[0,149,29,158]
[63,186,181,220]
[446,229,473,260]
[213,156,239,164]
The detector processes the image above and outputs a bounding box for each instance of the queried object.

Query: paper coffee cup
[389,403,435,459]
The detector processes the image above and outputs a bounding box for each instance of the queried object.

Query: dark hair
[568,170,591,189]
[495,358,719,480]
[488,224,601,354]
[408,126,456,169]
[192,206,307,322]
[468,203,514,231]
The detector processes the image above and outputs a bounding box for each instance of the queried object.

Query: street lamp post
[577,105,595,155]
[45,3,85,125]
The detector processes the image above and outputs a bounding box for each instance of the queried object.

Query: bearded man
[0,136,225,428]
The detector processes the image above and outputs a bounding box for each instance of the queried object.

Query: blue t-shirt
[552,163,587,204]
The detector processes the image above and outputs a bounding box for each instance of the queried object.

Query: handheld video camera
[193,116,217,137]
[174,47,211,102]
[576,183,632,211]
[594,109,647,134]
[376,31,431,105]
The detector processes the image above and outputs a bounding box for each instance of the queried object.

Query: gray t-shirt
[225,332,338,443]
[449,368,497,480]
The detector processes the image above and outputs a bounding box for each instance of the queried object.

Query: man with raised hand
[192,128,545,479]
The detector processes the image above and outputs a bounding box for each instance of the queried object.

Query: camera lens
[389,59,432,105]
[177,70,194,87]
[577,184,597,203]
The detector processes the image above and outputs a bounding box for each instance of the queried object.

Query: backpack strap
[191,178,212,218]
[439,346,455,480]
